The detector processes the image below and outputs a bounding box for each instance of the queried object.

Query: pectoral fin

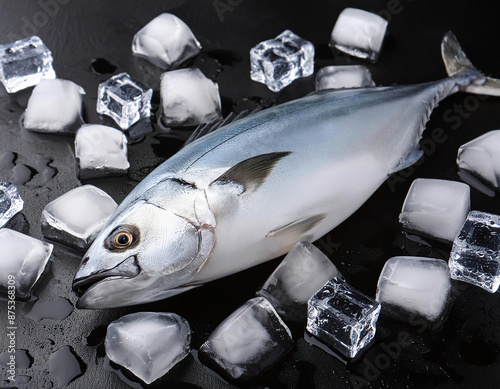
[266,214,326,241]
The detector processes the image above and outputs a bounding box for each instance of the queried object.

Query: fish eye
[105,226,139,250]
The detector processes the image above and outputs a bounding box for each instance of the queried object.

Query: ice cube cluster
[0,181,23,228]
[315,65,374,91]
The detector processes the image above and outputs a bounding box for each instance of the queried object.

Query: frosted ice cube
[0,229,53,300]
[160,68,222,127]
[306,278,380,358]
[132,13,202,70]
[23,79,85,134]
[199,297,293,382]
[257,241,342,323]
[96,72,152,130]
[330,8,388,63]
[315,65,374,91]
[399,178,470,242]
[376,256,452,324]
[250,30,314,92]
[75,124,130,179]
[105,312,191,385]
[0,36,56,93]
[449,211,500,293]
[41,185,117,250]
[0,181,23,228]
[457,130,500,190]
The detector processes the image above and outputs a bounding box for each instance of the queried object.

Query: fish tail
[441,31,500,96]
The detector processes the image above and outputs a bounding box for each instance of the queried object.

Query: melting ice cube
[250,30,314,92]
[306,278,380,358]
[41,185,117,250]
[376,256,452,325]
[330,8,388,63]
[257,241,342,323]
[132,13,202,70]
[449,211,500,293]
[75,124,130,179]
[0,229,53,300]
[0,181,23,228]
[105,312,191,385]
[315,65,374,91]
[160,68,222,127]
[0,36,56,93]
[96,72,152,130]
[399,178,470,243]
[199,297,293,382]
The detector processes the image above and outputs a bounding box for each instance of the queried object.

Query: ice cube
[75,124,130,179]
[96,72,152,130]
[199,297,293,382]
[160,68,222,127]
[449,211,500,293]
[0,181,23,228]
[0,229,53,300]
[0,36,56,93]
[306,278,380,358]
[257,241,342,323]
[23,79,85,134]
[376,256,452,325]
[132,13,202,70]
[399,178,471,243]
[105,312,191,385]
[41,185,117,250]
[250,30,314,92]
[457,130,500,190]
[315,65,374,91]
[329,8,388,63]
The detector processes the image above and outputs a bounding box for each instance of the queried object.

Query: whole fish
[73,32,500,309]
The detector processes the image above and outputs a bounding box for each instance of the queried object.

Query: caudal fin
[441,31,500,96]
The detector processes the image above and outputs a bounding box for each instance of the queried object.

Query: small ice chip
[0,36,56,93]
[132,13,202,70]
[0,228,53,300]
[315,65,374,91]
[449,211,500,293]
[257,241,342,323]
[105,312,191,385]
[23,79,85,134]
[75,124,130,179]
[199,297,293,382]
[329,8,388,63]
[96,72,152,130]
[306,278,380,358]
[41,185,117,250]
[250,30,314,92]
[376,256,452,325]
[0,181,23,228]
[160,68,222,127]
[399,178,471,243]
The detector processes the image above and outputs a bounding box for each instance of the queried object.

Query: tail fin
[441,31,500,96]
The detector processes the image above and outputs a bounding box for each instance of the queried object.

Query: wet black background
[1,0,500,388]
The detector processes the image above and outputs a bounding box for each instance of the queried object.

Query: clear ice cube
[199,297,293,382]
[0,36,56,93]
[306,278,380,358]
[75,124,130,179]
[257,241,342,323]
[41,185,117,250]
[160,68,222,127]
[315,65,374,91]
[329,8,388,63]
[105,312,191,385]
[0,181,23,228]
[376,256,452,324]
[96,72,152,130]
[449,211,500,293]
[399,178,471,243]
[132,13,202,70]
[250,30,314,92]
[0,228,53,300]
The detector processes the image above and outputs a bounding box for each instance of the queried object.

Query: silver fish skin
[73,32,500,309]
